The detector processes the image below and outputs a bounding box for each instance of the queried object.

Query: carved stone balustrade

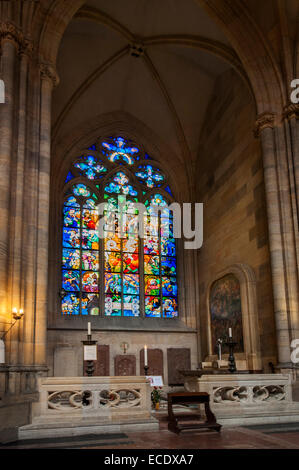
[18,376,158,440]
[183,373,299,426]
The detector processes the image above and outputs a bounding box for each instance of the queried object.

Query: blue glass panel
[72,183,91,197]
[104,172,138,196]
[62,270,80,291]
[88,144,96,150]
[161,238,176,257]
[62,293,80,315]
[164,185,173,196]
[161,256,176,276]
[135,165,164,189]
[162,277,178,297]
[65,171,74,183]
[64,196,80,207]
[63,206,80,228]
[101,137,139,165]
[63,228,80,249]
[163,297,178,318]
[62,249,80,270]
[123,295,140,317]
[123,274,139,295]
[145,296,161,317]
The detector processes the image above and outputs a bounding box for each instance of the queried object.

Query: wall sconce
[1,308,24,340]
[12,308,24,321]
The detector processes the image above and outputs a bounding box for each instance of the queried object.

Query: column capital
[253,112,276,138]
[283,103,299,121]
[39,62,59,87]
[0,21,34,57]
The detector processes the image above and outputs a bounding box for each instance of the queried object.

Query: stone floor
[1,418,299,449]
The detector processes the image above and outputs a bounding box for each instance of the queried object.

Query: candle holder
[144,365,149,375]
[225,337,237,373]
[82,334,97,377]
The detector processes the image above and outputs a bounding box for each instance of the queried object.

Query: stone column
[34,63,58,365]
[255,113,299,367]
[0,27,18,322]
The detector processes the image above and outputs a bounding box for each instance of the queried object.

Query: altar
[182,370,299,426]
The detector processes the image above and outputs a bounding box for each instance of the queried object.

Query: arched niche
[206,263,262,371]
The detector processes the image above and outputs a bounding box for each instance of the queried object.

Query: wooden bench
[167,392,221,434]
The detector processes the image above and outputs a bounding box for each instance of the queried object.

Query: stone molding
[253,112,276,138]
[0,21,33,57]
[283,103,299,121]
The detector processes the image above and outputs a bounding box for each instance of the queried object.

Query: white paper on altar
[84,345,97,361]
[146,375,164,387]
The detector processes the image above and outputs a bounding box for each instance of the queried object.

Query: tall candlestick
[88,322,91,336]
[229,328,232,338]
[144,345,148,366]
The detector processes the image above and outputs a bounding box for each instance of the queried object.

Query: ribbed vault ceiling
[52,0,246,165]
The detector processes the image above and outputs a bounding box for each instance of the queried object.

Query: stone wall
[196,69,277,370]
[47,329,198,386]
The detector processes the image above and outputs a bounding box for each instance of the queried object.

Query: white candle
[88,322,91,336]
[229,328,232,338]
[144,345,148,366]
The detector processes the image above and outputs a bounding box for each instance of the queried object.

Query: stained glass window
[61,136,178,318]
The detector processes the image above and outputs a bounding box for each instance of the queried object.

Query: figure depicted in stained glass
[62,136,178,317]
[102,136,139,165]
[62,270,80,291]
[123,274,139,295]
[74,155,107,180]
[144,276,160,295]
[145,296,161,317]
[62,249,81,270]
[63,228,80,249]
[82,251,99,271]
[81,229,99,250]
[62,293,80,315]
[105,252,122,272]
[135,165,164,188]
[163,297,178,318]
[123,253,139,273]
[82,271,99,292]
[63,207,80,227]
[105,273,122,294]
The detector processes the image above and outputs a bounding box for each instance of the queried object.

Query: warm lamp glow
[12,308,24,320]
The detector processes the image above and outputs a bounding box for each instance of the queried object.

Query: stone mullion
[257,119,291,366]
[0,39,17,325]
[34,65,56,365]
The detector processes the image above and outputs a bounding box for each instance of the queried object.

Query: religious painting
[210,274,244,353]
